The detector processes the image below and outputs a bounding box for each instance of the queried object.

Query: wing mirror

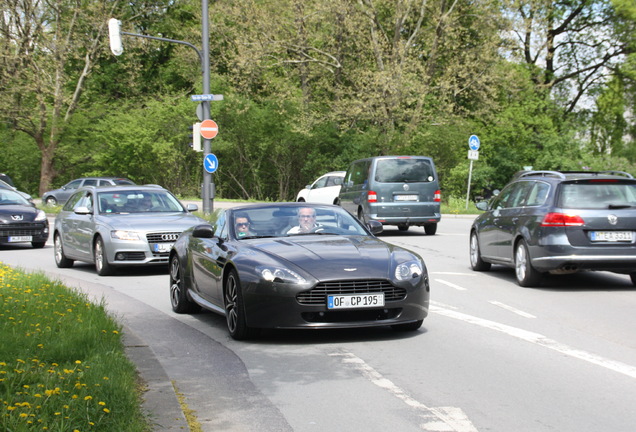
[367,220,383,235]
[192,224,215,239]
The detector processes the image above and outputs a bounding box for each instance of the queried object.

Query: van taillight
[368,191,377,203]
[541,212,585,227]
[434,190,441,202]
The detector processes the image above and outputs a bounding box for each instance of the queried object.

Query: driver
[235,213,254,238]
[287,207,323,234]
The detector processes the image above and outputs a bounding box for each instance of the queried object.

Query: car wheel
[424,223,437,235]
[515,240,542,287]
[169,255,200,313]
[31,241,46,249]
[469,231,491,271]
[224,269,257,340]
[45,196,57,206]
[357,208,367,224]
[54,234,74,268]
[297,198,305,202]
[391,319,423,332]
[94,236,115,276]
[397,224,409,231]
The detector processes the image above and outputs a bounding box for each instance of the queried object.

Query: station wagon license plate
[152,243,173,252]
[327,293,385,309]
[395,195,418,201]
[590,231,633,242]
[8,236,32,242]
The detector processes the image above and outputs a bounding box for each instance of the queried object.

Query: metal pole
[201,0,213,214]
[466,160,473,210]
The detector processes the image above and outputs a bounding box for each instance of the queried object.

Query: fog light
[115,253,125,261]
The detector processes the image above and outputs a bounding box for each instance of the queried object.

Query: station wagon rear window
[560,182,636,209]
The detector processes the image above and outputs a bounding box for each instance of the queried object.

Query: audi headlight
[111,230,141,241]
[257,266,307,284]
[395,261,423,280]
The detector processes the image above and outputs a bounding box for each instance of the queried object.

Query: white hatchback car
[296,171,345,204]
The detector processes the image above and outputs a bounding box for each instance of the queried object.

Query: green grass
[0,264,150,432]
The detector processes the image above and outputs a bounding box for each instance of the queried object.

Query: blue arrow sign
[191,94,224,102]
[469,135,480,151]
[203,153,219,173]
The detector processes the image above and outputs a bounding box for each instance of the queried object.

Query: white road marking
[330,351,478,432]
[489,301,536,318]
[432,306,636,380]
[430,272,475,276]
[435,279,467,291]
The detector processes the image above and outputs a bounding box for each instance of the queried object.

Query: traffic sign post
[200,119,218,140]
[204,153,218,174]
[466,135,480,210]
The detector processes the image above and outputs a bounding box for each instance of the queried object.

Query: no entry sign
[200,119,219,139]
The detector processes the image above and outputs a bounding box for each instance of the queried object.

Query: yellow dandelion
[98,401,106,406]
[103,408,110,413]
[84,396,92,401]
[74,360,81,364]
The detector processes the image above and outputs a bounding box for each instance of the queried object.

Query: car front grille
[296,280,406,305]
[0,222,47,237]
[146,232,181,243]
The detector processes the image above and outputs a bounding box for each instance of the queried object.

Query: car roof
[512,170,635,182]
[77,184,169,193]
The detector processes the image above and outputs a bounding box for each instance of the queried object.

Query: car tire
[169,255,201,314]
[31,241,46,249]
[224,269,257,340]
[94,236,115,276]
[515,240,542,287]
[44,196,57,206]
[297,198,305,202]
[391,319,423,331]
[54,233,74,268]
[424,223,437,235]
[469,231,491,271]
[357,208,367,224]
[397,224,409,232]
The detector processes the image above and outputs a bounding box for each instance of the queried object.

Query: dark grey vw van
[336,156,441,234]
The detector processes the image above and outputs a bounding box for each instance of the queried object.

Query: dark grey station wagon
[470,170,636,287]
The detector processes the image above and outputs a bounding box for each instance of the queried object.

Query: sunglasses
[236,223,250,227]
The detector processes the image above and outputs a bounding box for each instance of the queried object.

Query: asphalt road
[1,207,636,432]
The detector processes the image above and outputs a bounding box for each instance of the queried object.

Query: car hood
[0,205,40,222]
[99,213,204,231]
[251,235,393,280]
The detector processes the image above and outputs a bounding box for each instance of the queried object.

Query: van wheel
[424,223,437,235]
[397,224,409,232]
[357,208,367,224]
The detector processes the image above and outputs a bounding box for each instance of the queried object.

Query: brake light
[434,190,441,202]
[541,212,585,227]
[368,191,377,203]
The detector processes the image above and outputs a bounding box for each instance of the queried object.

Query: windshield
[97,190,185,214]
[230,205,368,239]
[0,189,30,206]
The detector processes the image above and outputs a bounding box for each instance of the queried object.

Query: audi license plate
[152,243,174,252]
[328,293,385,309]
[395,195,418,201]
[8,236,32,242]
[590,231,633,242]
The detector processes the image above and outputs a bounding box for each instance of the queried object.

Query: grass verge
[0,263,150,432]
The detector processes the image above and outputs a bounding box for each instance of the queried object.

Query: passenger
[287,207,323,234]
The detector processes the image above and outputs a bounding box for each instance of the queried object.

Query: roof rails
[516,170,566,180]
[516,170,634,180]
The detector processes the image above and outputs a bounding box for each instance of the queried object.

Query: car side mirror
[475,201,489,211]
[192,224,215,239]
[367,220,383,235]
[186,203,198,212]
[74,206,91,215]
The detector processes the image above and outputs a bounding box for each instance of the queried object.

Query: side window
[63,192,84,211]
[349,161,370,186]
[508,182,534,208]
[215,212,228,240]
[491,184,516,210]
[329,176,343,186]
[83,179,98,187]
[98,180,111,186]
[65,179,82,190]
[526,182,550,206]
[312,177,328,189]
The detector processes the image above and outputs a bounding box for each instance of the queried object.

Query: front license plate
[590,231,633,242]
[395,195,418,201]
[152,243,174,252]
[9,236,32,242]
[327,293,385,309]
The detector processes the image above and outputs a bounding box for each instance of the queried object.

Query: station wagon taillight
[434,190,441,202]
[541,212,585,227]
[368,191,377,203]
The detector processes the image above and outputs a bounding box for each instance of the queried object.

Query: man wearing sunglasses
[235,213,254,238]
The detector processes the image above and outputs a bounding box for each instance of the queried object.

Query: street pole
[201,0,213,214]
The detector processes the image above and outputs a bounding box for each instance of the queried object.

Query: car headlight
[395,260,423,280]
[35,209,47,221]
[111,230,141,241]
[257,266,307,284]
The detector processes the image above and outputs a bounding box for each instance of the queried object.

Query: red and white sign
[200,119,219,139]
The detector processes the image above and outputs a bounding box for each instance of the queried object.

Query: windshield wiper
[608,204,633,209]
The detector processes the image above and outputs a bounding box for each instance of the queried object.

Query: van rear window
[375,159,434,183]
